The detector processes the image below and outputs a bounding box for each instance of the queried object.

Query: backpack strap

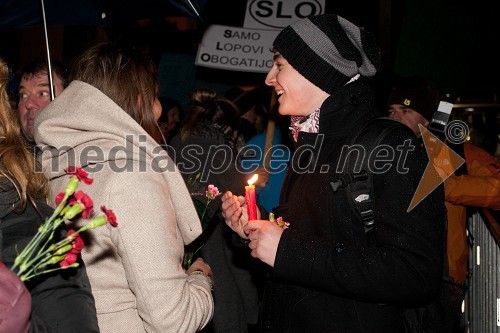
[330,117,407,243]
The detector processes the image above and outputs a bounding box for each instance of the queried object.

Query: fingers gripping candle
[245,174,258,220]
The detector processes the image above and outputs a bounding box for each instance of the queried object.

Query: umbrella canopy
[107,0,206,22]
[0,0,207,29]
[0,0,104,28]
[0,0,208,100]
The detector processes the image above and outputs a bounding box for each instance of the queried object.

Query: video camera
[427,101,454,140]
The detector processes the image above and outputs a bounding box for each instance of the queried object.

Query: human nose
[24,95,39,111]
[265,66,277,87]
[389,112,400,121]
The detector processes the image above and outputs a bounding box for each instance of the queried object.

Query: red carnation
[65,166,94,185]
[70,191,94,219]
[101,206,118,227]
[60,252,77,267]
[55,192,65,206]
[67,230,85,254]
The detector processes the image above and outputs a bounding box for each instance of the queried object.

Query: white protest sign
[244,0,325,30]
[195,25,279,73]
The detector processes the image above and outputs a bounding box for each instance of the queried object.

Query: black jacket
[170,125,263,333]
[0,179,99,333]
[262,78,445,332]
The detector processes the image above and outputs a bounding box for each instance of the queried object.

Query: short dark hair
[18,59,69,88]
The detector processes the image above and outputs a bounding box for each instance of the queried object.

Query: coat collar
[35,81,203,245]
[317,77,380,139]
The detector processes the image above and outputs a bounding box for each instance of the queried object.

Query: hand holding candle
[245,174,258,220]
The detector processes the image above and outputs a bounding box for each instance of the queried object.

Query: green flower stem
[19,230,59,275]
[20,252,65,281]
[59,205,71,218]
[50,234,76,251]
[14,216,64,275]
[200,208,208,224]
[12,221,51,273]
[12,193,69,273]
[20,254,52,280]
[39,228,57,255]
[21,262,79,282]
[54,244,73,255]
[34,218,104,264]
[53,193,70,217]
[199,198,213,223]
[13,176,86,280]
[25,223,83,272]
[183,244,204,269]
[64,204,83,220]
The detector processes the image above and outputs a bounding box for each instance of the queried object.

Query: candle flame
[247,174,258,186]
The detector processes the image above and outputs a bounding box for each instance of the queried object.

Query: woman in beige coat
[34,42,214,332]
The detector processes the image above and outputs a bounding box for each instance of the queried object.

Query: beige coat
[35,81,214,332]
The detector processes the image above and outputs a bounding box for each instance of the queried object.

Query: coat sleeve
[106,172,213,333]
[28,256,99,333]
[274,127,445,306]
[444,143,500,209]
[0,197,99,333]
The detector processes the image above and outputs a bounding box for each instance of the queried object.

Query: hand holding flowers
[10,167,118,282]
[182,184,220,269]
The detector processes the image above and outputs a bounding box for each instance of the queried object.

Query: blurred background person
[16,59,68,143]
[225,85,268,143]
[387,79,500,332]
[158,96,183,144]
[170,87,262,333]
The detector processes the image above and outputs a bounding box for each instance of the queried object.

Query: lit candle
[245,174,258,220]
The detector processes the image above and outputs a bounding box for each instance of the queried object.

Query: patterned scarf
[289,108,321,142]
[288,74,360,142]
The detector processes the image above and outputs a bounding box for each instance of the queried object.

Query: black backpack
[330,117,410,245]
[330,116,446,333]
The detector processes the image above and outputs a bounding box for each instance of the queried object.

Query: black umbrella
[0,0,206,28]
[0,0,207,99]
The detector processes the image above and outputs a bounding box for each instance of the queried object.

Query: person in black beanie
[387,81,439,136]
[221,14,445,332]
[388,80,500,333]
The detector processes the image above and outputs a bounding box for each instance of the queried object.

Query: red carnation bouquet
[10,166,118,282]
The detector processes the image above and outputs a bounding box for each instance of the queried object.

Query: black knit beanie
[387,85,439,121]
[273,14,381,94]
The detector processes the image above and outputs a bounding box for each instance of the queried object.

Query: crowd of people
[0,11,498,333]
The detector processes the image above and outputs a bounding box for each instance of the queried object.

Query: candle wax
[245,184,257,220]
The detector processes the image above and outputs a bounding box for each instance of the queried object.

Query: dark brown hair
[181,87,241,142]
[71,42,162,143]
[19,58,69,88]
